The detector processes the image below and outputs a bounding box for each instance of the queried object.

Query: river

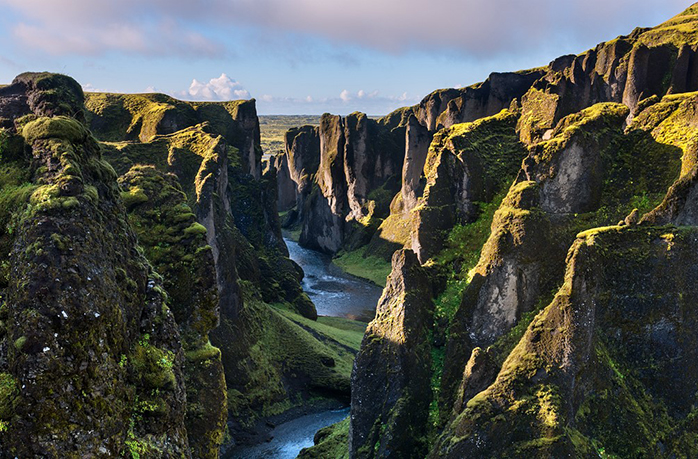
[227,238,383,458]
[285,238,383,322]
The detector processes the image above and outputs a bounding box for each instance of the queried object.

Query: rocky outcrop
[118,166,226,459]
[411,109,528,263]
[350,249,433,458]
[269,153,297,212]
[340,5,698,458]
[283,5,698,268]
[84,93,263,178]
[431,224,698,457]
[398,114,432,213]
[280,113,403,254]
[429,70,546,131]
[300,114,347,253]
[0,72,86,123]
[84,84,380,455]
[0,73,191,457]
[439,100,687,422]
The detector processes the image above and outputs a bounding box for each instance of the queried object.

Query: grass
[333,249,391,287]
[298,417,350,459]
[259,115,321,155]
[273,306,367,351]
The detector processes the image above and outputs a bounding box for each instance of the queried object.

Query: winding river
[227,238,383,458]
[285,238,383,321]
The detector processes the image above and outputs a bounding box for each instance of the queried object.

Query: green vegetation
[333,249,391,287]
[298,417,350,459]
[259,115,321,155]
[635,7,698,47]
[22,115,87,144]
[276,307,367,351]
[223,283,363,425]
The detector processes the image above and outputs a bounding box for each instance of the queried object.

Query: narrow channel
[228,238,383,459]
[285,238,383,322]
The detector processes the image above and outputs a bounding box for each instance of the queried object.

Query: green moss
[635,8,698,47]
[183,222,207,236]
[298,417,350,459]
[13,336,26,351]
[185,341,220,363]
[21,116,87,144]
[518,88,561,143]
[0,373,18,420]
[13,72,85,118]
[332,249,391,287]
[275,307,367,351]
[223,282,362,425]
[130,340,176,389]
[120,188,148,209]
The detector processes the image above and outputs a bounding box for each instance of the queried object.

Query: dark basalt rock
[0,75,190,457]
[284,112,403,254]
[439,100,687,423]
[350,249,433,459]
[431,225,698,458]
[0,72,85,123]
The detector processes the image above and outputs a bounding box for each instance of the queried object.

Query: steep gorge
[293,4,698,458]
[2,3,698,459]
[0,72,364,458]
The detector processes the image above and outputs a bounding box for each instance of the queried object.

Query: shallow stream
[227,238,382,458]
[285,238,383,322]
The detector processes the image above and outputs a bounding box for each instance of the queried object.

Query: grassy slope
[332,250,391,288]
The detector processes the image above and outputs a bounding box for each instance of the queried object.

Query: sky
[0,0,693,115]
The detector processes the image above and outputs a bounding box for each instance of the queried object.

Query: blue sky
[0,0,692,115]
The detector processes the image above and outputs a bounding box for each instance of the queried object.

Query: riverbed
[226,238,382,458]
[285,238,383,322]
[228,408,350,459]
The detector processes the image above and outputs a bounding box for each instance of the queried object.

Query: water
[228,408,350,459]
[226,238,382,458]
[285,237,383,322]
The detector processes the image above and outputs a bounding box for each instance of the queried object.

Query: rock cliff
[275,113,403,255]
[85,89,365,448]
[0,72,193,457]
[341,4,698,459]
[350,249,433,458]
[281,4,698,276]
[0,71,366,457]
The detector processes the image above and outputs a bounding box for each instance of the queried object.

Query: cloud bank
[256,88,418,115]
[0,0,689,58]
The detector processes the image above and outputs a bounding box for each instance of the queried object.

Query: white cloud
[2,0,223,57]
[81,82,109,93]
[182,73,250,101]
[0,0,687,58]
[340,89,351,102]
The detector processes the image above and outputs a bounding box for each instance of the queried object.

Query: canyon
[1,3,698,458]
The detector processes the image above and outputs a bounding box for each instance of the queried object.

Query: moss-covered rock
[0,72,85,124]
[299,417,350,459]
[439,99,684,425]
[431,225,698,458]
[411,109,529,263]
[118,165,226,458]
[281,111,403,256]
[350,249,434,458]
[0,74,189,457]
